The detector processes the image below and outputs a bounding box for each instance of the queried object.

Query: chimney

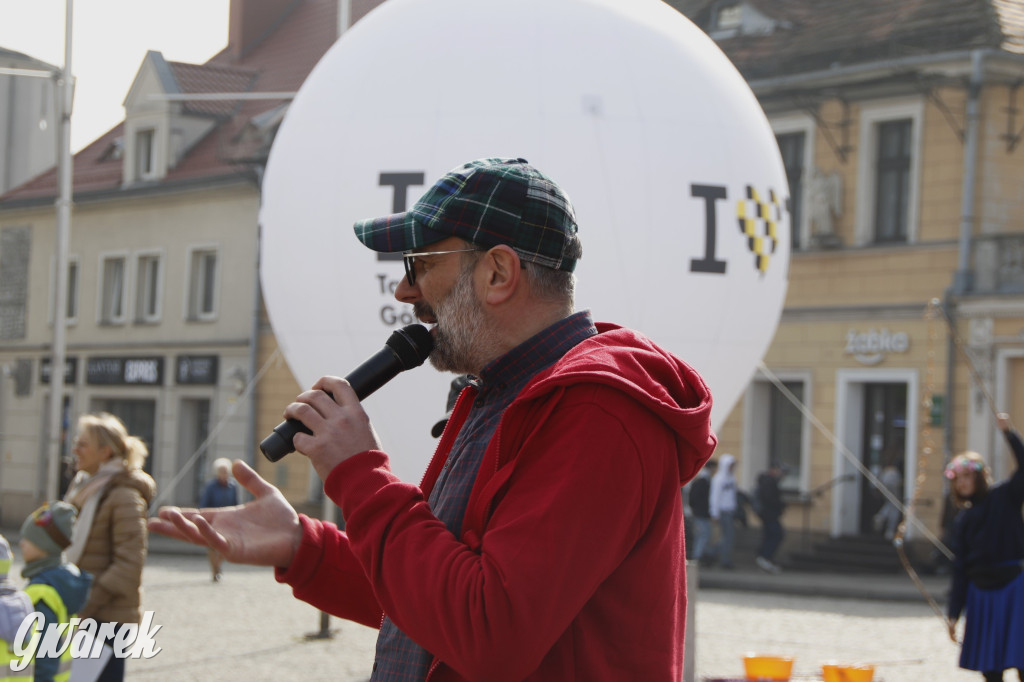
[227,0,299,60]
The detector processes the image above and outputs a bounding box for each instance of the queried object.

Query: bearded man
[151,157,715,682]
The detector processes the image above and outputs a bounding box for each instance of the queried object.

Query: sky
[0,0,231,152]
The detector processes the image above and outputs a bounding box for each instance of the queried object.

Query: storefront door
[178,398,211,506]
[859,382,907,533]
[834,369,917,538]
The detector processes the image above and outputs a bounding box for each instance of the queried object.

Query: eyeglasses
[402,248,480,285]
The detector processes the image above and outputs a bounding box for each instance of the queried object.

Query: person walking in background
[873,458,904,541]
[199,458,239,582]
[709,453,739,570]
[945,412,1024,682]
[18,501,93,682]
[686,459,716,564]
[754,463,786,574]
[63,413,156,682]
[1,533,33,678]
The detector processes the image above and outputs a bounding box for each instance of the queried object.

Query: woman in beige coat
[63,412,156,682]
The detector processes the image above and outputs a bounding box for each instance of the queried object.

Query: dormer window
[708,0,779,39]
[135,128,156,180]
[716,3,742,31]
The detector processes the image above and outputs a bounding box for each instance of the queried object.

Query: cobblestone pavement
[693,589,975,682]
[8,551,979,681]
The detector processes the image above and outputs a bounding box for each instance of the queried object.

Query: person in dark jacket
[754,464,786,574]
[945,412,1024,682]
[199,458,239,582]
[686,460,716,563]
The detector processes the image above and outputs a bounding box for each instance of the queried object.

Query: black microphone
[259,324,434,462]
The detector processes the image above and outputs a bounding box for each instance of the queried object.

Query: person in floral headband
[945,413,1024,682]
[945,452,993,506]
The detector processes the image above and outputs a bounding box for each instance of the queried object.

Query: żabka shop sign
[845,329,910,366]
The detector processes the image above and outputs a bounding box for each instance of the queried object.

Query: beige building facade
[682,0,1024,555]
[0,0,385,526]
[0,180,259,523]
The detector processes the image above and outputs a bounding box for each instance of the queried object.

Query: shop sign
[175,355,219,385]
[40,357,78,385]
[844,328,910,365]
[86,356,164,386]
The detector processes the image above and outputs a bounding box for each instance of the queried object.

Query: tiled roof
[668,0,1023,79]
[170,61,258,117]
[0,47,58,71]
[0,0,345,204]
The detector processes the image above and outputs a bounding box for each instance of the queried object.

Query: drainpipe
[944,49,985,463]
[953,49,984,296]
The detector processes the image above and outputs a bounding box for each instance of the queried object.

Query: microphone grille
[386,324,435,369]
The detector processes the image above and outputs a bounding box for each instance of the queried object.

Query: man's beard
[417,264,491,375]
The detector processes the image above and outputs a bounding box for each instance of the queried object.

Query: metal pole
[45,0,73,502]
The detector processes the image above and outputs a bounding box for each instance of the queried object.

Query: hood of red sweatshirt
[519,322,716,486]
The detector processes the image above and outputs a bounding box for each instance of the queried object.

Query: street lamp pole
[45,0,74,502]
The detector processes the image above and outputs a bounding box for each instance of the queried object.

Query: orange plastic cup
[743,654,795,681]
[822,662,875,682]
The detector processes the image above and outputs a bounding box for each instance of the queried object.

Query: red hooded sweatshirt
[276,323,716,680]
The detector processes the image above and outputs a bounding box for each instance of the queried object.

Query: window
[0,226,30,340]
[743,372,811,493]
[873,120,912,243]
[65,259,78,322]
[100,255,127,324]
[855,99,923,246]
[188,248,218,320]
[770,114,814,251]
[776,132,806,250]
[135,253,162,323]
[136,129,155,180]
[49,256,78,325]
[768,381,804,491]
[716,3,742,30]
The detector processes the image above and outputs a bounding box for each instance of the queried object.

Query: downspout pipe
[945,49,985,464]
[953,49,985,296]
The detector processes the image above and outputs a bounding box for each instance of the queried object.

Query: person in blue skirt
[946,412,1024,682]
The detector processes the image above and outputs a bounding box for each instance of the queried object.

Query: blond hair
[77,412,148,470]
[212,457,232,475]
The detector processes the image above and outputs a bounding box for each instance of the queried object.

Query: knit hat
[354,158,580,273]
[20,501,77,558]
[0,534,12,583]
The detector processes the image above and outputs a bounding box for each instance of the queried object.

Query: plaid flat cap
[354,158,579,272]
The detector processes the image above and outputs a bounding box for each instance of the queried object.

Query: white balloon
[260,0,790,483]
